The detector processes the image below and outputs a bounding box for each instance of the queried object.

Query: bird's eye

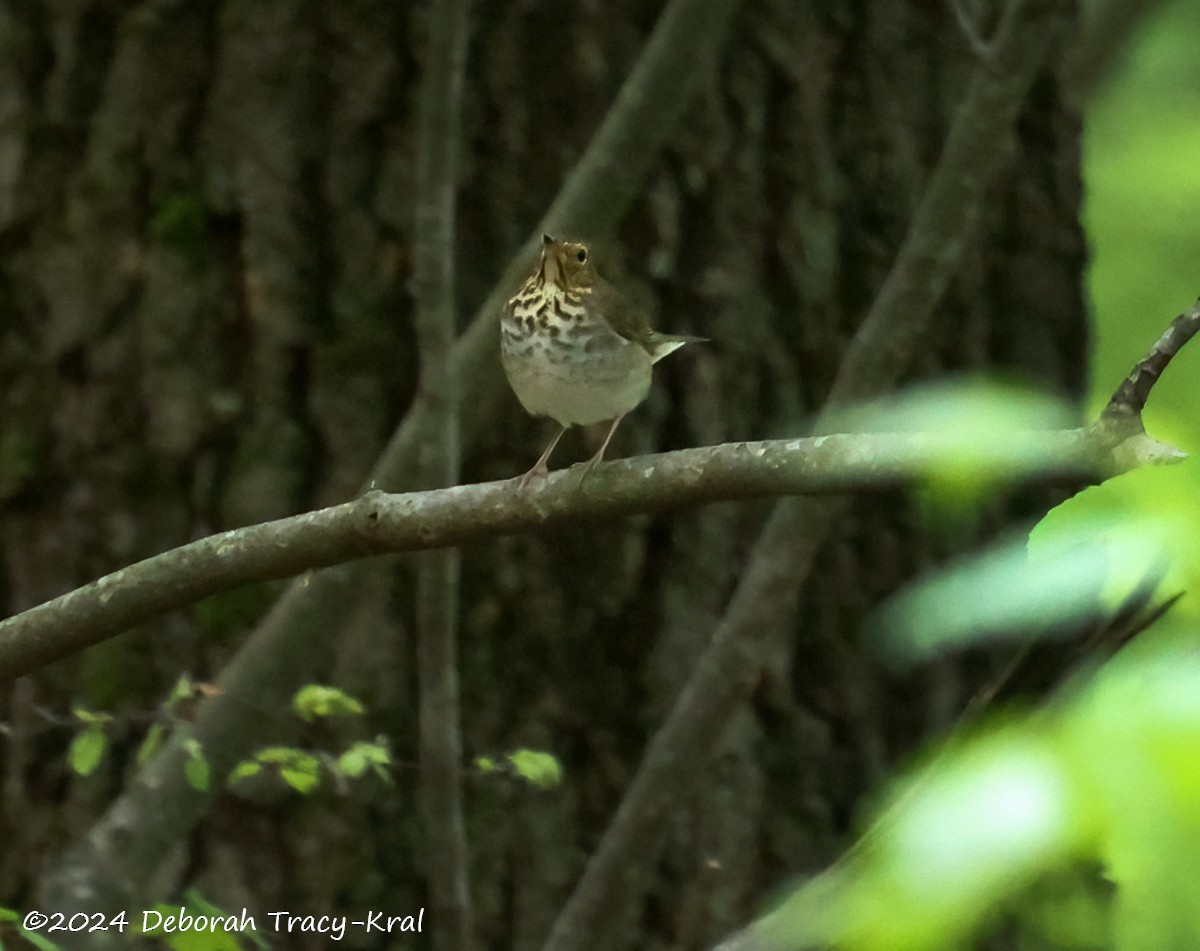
[576,248,588,264]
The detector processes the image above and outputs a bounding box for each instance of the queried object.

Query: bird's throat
[539,251,561,289]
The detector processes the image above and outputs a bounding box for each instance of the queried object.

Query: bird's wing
[590,280,656,352]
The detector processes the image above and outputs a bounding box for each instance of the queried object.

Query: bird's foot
[572,458,599,489]
[512,461,551,489]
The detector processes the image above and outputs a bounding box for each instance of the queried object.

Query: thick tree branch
[539,2,1078,950]
[0,427,1131,682]
[35,0,751,933]
[411,0,473,946]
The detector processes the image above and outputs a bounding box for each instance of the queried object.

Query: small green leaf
[137,722,168,765]
[69,725,108,776]
[255,746,309,765]
[336,740,392,780]
[475,756,499,774]
[72,706,112,726]
[0,906,64,951]
[183,739,211,792]
[16,930,63,951]
[226,761,263,786]
[165,674,197,709]
[507,749,563,789]
[252,747,321,794]
[281,765,320,795]
[292,685,365,722]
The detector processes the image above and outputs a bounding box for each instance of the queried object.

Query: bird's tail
[647,332,707,363]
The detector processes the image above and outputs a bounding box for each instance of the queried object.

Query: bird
[501,234,703,484]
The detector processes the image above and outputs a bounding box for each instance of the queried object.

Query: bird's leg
[575,415,625,485]
[514,426,567,487]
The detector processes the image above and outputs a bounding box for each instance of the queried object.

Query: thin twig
[540,3,1076,950]
[1102,298,1200,422]
[411,0,473,946]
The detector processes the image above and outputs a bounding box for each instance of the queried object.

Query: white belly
[502,336,653,428]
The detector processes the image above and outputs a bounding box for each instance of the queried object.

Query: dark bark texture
[0,1,1085,950]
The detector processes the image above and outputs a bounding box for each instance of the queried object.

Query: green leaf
[506,749,563,789]
[748,733,1088,949]
[183,738,211,792]
[0,906,65,951]
[1030,462,1200,615]
[15,930,62,951]
[292,685,365,722]
[226,761,263,786]
[871,466,1200,665]
[165,674,197,708]
[71,706,112,726]
[0,907,63,951]
[1063,636,1200,950]
[250,747,321,794]
[137,722,168,765]
[281,767,320,795]
[68,725,108,776]
[870,526,1125,664]
[336,740,392,780]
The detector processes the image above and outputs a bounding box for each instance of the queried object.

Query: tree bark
[0,1,1086,949]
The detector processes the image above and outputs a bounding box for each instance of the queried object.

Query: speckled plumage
[501,234,701,482]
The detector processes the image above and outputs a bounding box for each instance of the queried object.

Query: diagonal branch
[411,0,473,946]
[537,2,1078,950]
[1102,297,1200,422]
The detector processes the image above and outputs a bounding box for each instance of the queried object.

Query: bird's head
[538,233,595,290]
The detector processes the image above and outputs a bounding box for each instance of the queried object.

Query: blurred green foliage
[738,366,1200,948]
[831,379,1078,526]
[876,458,1200,664]
[753,626,1200,949]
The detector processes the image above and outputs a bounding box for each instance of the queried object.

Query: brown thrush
[501,234,703,483]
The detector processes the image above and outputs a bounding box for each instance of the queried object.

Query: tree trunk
[0,1,1085,949]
